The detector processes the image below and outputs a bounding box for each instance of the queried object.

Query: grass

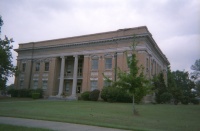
[0,99,200,131]
[0,123,52,131]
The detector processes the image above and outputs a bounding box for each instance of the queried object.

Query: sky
[0,0,200,85]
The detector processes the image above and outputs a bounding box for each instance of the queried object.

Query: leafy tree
[172,70,195,104]
[104,39,149,115]
[191,59,200,97]
[191,59,200,80]
[152,72,168,103]
[0,16,15,90]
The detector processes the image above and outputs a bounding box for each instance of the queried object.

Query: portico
[57,55,83,99]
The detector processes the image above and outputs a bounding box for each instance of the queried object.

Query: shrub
[18,89,30,97]
[7,88,43,98]
[89,89,100,101]
[32,93,40,99]
[101,86,132,103]
[181,96,190,105]
[7,88,18,97]
[191,98,199,105]
[81,91,90,101]
[160,92,173,103]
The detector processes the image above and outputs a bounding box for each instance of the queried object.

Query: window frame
[42,80,48,90]
[90,80,98,91]
[35,62,40,71]
[22,63,26,72]
[44,62,49,71]
[91,59,98,70]
[105,58,112,70]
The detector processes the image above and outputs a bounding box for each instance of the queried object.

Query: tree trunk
[132,95,135,114]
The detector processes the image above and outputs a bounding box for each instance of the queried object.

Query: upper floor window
[35,62,40,71]
[44,62,49,71]
[92,59,98,70]
[105,58,112,69]
[22,63,26,72]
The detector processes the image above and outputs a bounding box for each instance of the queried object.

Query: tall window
[19,80,24,89]
[90,80,97,91]
[105,58,112,69]
[92,59,98,70]
[146,58,149,72]
[104,80,111,87]
[151,60,153,75]
[35,62,40,71]
[44,62,49,71]
[22,63,26,72]
[42,80,48,89]
[33,80,38,89]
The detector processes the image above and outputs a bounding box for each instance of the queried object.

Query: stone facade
[14,26,169,99]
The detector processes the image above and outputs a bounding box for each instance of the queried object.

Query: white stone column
[58,56,66,96]
[71,55,78,99]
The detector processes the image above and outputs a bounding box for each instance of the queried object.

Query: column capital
[73,55,78,58]
[60,56,67,59]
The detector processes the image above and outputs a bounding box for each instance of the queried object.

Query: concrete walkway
[0,117,129,131]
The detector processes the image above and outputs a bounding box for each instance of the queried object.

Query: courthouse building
[14,26,169,99]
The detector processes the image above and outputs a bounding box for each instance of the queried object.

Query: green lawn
[0,123,52,131]
[0,99,199,131]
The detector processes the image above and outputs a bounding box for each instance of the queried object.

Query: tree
[172,70,195,104]
[191,59,200,97]
[104,38,149,115]
[152,72,169,103]
[0,16,15,90]
[191,59,200,80]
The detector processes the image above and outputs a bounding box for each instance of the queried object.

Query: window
[104,80,111,87]
[35,63,40,71]
[151,60,153,75]
[127,55,132,68]
[66,82,70,92]
[90,80,97,91]
[92,59,98,70]
[19,80,24,89]
[22,63,26,72]
[33,80,38,89]
[105,58,112,69]
[44,62,49,71]
[42,80,48,89]
[146,58,149,72]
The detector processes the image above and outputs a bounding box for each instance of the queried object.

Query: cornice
[15,33,148,52]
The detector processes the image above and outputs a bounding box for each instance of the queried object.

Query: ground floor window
[90,80,97,91]
[19,80,24,89]
[66,82,70,92]
[104,80,111,87]
[42,80,48,90]
[33,80,38,89]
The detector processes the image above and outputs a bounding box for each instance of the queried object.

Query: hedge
[7,88,43,98]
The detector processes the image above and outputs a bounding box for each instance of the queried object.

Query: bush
[81,91,90,101]
[32,93,40,99]
[101,86,132,103]
[160,92,173,103]
[7,88,43,98]
[89,89,100,101]
[191,98,199,105]
[181,96,190,105]
[7,88,18,97]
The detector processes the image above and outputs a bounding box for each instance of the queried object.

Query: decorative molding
[90,78,98,80]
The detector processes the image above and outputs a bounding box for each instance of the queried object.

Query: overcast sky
[0,0,200,85]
